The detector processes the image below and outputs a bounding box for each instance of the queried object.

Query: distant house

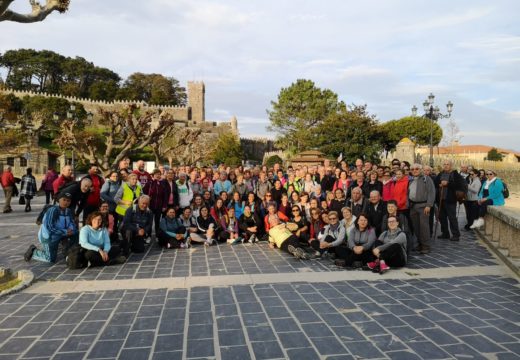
[0,143,61,178]
[290,150,330,168]
[416,141,520,163]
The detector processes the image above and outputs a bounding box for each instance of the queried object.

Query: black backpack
[36,204,54,225]
[502,181,510,199]
[66,244,87,269]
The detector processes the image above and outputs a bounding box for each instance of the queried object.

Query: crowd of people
[0,156,506,274]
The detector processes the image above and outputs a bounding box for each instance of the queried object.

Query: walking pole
[432,186,444,242]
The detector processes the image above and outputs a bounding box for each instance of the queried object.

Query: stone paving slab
[0,201,497,282]
[0,275,518,360]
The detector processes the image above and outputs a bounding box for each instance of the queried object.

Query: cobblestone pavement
[0,196,518,359]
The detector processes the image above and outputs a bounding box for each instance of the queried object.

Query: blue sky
[2,0,520,149]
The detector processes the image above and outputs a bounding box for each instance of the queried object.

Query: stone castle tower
[187,81,205,123]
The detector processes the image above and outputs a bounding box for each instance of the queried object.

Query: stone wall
[241,138,277,161]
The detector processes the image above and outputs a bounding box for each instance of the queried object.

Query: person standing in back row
[408,164,435,254]
[434,160,466,242]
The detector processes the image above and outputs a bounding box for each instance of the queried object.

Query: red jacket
[85,174,104,207]
[264,211,289,232]
[393,176,409,210]
[382,180,395,202]
[53,175,73,194]
[0,171,14,188]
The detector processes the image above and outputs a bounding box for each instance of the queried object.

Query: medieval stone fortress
[0,81,239,176]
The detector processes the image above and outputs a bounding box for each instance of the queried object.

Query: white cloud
[473,98,498,106]
[400,7,493,32]
[339,65,392,79]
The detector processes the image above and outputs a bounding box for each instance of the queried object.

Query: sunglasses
[328,217,337,220]
[292,209,300,213]
[486,173,493,175]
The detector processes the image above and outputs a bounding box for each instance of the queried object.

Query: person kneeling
[24,192,78,263]
[80,212,126,266]
[368,215,407,274]
[268,215,310,260]
[121,195,153,255]
[159,207,188,249]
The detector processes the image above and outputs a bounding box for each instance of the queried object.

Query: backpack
[36,204,54,225]
[502,181,510,199]
[66,244,87,269]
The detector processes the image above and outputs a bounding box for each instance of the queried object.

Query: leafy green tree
[117,73,186,106]
[486,148,503,162]
[267,79,345,151]
[213,133,243,166]
[265,155,283,168]
[379,116,443,151]
[317,105,384,164]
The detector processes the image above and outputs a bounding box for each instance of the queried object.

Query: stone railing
[478,206,520,276]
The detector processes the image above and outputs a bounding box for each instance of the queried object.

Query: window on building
[6,157,14,166]
[19,157,27,167]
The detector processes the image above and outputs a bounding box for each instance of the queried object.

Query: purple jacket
[42,170,58,192]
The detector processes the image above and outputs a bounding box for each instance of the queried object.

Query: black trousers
[152,209,162,236]
[122,230,146,254]
[310,235,335,253]
[376,241,406,267]
[84,246,122,267]
[158,232,184,248]
[280,235,302,254]
[465,200,478,227]
[45,190,54,205]
[478,199,493,218]
[439,202,460,238]
[338,247,374,267]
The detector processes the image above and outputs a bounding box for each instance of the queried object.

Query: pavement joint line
[24,265,512,294]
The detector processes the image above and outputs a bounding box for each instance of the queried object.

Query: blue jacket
[479,178,505,206]
[39,205,77,241]
[80,225,111,253]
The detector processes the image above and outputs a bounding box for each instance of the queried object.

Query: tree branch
[0,0,69,23]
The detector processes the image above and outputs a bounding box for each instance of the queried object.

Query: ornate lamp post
[411,93,453,167]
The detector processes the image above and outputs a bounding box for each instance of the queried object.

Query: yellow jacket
[268,224,292,248]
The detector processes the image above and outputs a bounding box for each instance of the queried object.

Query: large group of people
[0,155,506,274]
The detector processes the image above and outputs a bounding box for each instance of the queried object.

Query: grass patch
[0,277,22,292]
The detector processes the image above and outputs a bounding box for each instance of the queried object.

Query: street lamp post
[411,93,453,167]
[54,104,79,178]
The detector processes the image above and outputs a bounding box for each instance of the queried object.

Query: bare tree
[153,127,217,167]
[441,118,462,147]
[0,0,69,23]
[54,105,176,174]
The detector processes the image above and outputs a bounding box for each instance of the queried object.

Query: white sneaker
[145,238,151,244]
[470,218,484,229]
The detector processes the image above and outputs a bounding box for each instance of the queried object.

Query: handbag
[19,196,26,205]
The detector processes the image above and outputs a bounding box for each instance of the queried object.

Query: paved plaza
[0,196,519,359]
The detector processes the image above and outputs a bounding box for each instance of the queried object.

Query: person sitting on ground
[121,195,153,255]
[159,207,188,249]
[220,207,242,244]
[268,215,310,259]
[472,170,505,229]
[312,211,346,257]
[192,205,217,246]
[340,213,376,268]
[367,215,407,274]
[178,207,198,239]
[24,192,78,263]
[80,211,126,267]
[289,205,309,244]
[239,204,262,243]
[340,207,357,237]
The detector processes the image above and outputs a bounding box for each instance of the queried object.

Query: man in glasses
[408,164,436,254]
[434,160,466,242]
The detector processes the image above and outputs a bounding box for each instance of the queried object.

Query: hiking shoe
[367,259,380,270]
[379,262,390,274]
[293,247,310,260]
[145,238,151,245]
[287,244,297,257]
[249,234,256,243]
[109,255,127,265]
[24,244,36,262]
